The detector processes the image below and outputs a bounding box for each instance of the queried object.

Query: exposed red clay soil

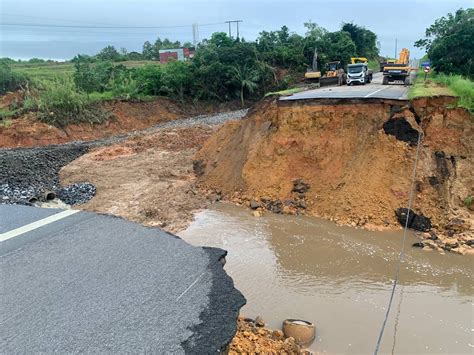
[195,97,473,254]
[0,97,242,148]
[230,316,310,354]
[0,99,185,147]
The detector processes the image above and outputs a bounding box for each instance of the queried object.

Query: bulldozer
[304,49,346,86]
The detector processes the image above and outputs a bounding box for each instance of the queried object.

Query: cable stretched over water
[373,131,423,355]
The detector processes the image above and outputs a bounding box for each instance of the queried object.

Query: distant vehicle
[304,49,346,87]
[321,61,346,86]
[382,48,411,85]
[346,58,372,85]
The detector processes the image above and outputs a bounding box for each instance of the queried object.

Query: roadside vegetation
[411,8,473,111]
[410,71,474,111]
[1,21,380,127]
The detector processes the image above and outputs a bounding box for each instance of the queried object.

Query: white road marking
[364,87,389,98]
[0,209,79,242]
[176,271,207,301]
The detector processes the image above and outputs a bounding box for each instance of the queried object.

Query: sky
[0,0,471,61]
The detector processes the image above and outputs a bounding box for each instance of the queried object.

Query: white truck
[346,62,373,85]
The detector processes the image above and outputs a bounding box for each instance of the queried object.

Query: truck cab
[346,63,372,85]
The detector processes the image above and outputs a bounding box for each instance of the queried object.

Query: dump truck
[346,57,373,85]
[382,48,411,85]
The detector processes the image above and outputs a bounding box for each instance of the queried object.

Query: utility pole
[394,38,398,59]
[225,20,243,39]
[192,23,199,46]
[225,21,232,37]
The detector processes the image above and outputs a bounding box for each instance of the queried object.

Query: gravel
[0,109,247,206]
[56,183,97,205]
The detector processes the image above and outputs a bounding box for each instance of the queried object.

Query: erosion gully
[179,203,472,354]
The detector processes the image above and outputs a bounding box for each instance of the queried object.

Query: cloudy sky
[0,0,471,60]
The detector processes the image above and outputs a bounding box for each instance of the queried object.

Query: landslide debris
[195,97,473,254]
[59,109,246,233]
[229,316,309,354]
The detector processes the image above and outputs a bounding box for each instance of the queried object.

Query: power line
[224,20,243,39]
[373,131,423,355]
[1,13,119,26]
[0,22,225,29]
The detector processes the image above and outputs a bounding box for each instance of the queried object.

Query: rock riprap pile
[0,144,95,205]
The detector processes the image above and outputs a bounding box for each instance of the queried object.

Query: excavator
[382,48,411,85]
[304,49,346,87]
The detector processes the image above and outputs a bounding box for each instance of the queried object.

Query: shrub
[35,77,109,127]
[0,63,29,94]
[110,74,142,100]
[160,60,192,100]
[132,64,163,95]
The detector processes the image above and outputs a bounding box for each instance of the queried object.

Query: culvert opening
[383,116,420,145]
[45,191,56,201]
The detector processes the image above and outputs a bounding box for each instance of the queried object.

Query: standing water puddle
[179,203,473,354]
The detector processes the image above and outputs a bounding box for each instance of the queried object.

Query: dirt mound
[60,126,218,233]
[230,317,308,354]
[195,97,473,252]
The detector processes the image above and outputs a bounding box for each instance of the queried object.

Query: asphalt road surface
[0,205,245,353]
[280,72,416,101]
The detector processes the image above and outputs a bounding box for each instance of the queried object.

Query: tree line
[69,22,379,105]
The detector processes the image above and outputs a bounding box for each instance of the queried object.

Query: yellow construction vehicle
[350,57,368,64]
[304,49,346,86]
[321,61,346,86]
[382,48,411,85]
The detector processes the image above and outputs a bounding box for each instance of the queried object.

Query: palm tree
[231,64,260,107]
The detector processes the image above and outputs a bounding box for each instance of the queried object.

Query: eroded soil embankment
[194,97,473,253]
[0,98,241,148]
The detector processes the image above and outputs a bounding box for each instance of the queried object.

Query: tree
[161,61,191,100]
[96,45,121,61]
[341,23,378,58]
[231,64,259,106]
[415,8,474,77]
[142,41,155,60]
[317,31,356,68]
[132,64,162,95]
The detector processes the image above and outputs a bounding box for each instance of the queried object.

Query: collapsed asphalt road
[0,204,246,353]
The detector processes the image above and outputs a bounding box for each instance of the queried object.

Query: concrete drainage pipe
[282,319,315,345]
[44,191,56,201]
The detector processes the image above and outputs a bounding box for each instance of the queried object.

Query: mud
[60,126,218,233]
[179,203,473,354]
[195,97,473,253]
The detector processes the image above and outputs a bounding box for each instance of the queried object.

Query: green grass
[10,60,158,83]
[264,84,321,97]
[368,59,380,72]
[11,62,75,82]
[409,70,474,111]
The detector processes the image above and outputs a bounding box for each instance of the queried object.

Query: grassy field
[10,60,157,82]
[409,70,473,111]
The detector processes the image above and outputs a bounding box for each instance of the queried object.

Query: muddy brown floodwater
[179,203,473,354]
